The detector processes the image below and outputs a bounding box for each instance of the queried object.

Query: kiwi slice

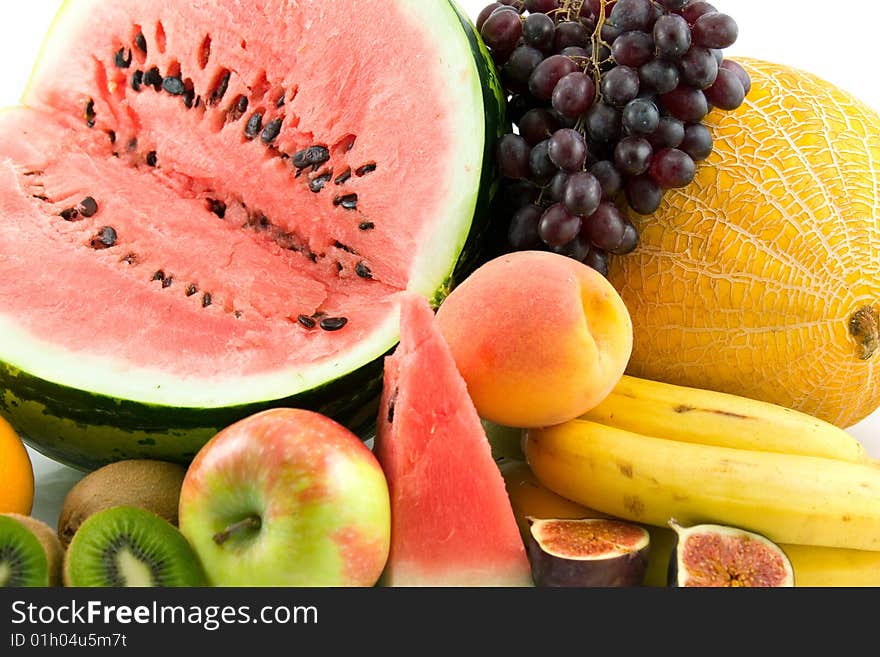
[0,514,63,587]
[64,506,206,587]
[58,459,187,548]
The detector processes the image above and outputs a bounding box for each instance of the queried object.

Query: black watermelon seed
[78,196,98,217]
[131,70,143,91]
[90,226,117,249]
[85,99,96,128]
[355,162,377,177]
[152,270,165,282]
[121,252,138,265]
[234,311,243,319]
[207,198,226,218]
[128,138,138,151]
[319,317,348,332]
[107,130,116,144]
[114,47,132,69]
[387,387,398,423]
[334,168,352,185]
[162,76,185,95]
[183,89,195,108]
[333,194,358,210]
[297,314,316,329]
[333,240,358,254]
[162,276,173,288]
[293,145,330,170]
[309,173,332,193]
[359,221,375,231]
[276,93,285,108]
[143,67,162,91]
[245,112,263,139]
[335,261,343,272]
[355,262,372,279]
[59,207,79,222]
[186,284,198,296]
[146,151,158,167]
[194,95,201,108]
[202,293,212,308]
[261,119,282,143]
[227,95,249,122]
[209,71,231,106]
[32,194,49,201]
[134,32,147,53]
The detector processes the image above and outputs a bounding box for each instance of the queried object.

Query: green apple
[179,408,390,586]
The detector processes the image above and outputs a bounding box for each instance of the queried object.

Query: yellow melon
[610,58,880,429]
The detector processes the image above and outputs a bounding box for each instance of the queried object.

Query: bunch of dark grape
[480,0,750,276]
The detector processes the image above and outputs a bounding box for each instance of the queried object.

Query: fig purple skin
[526,518,651,587]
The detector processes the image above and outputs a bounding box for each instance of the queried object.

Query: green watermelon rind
[1,0,504,471]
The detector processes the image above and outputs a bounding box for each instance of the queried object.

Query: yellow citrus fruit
[0,416,34,514]
[611,58,880,428]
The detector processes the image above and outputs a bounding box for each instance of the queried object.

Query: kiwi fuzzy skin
[58,460,187,548]
[1,513,64,586]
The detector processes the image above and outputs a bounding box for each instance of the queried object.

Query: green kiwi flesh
[64,506,207,587]
[0,515,52,587]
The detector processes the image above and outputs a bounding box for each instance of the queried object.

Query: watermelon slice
[374,294,533,587]
[0,0,504,469]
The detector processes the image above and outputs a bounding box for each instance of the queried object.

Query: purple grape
[529,139,558,183]
[480,8,523,52]
[496,134,531,179]
[601,65,640,106]
[583,247,610,276]
[704,68,745,110]
[649,148,696,188]
[507,93,538,124]
[610,221,639,255]
[552,72,596,119]
[660,85,709,122]
[564,171,603,217]
[548,128,588,172]
[477,3,503,32]
[559,46,591,60]
[523,12,555,49]
[625,174,663,214]
[590,160,623,199]
[508,204,543,250]
[721,59,752,96]
[583,202,627,252]
[547,171,570,202]
[614,136,653,175]
[653,14,691,60]
[611,31,654,67]
[660,0,689,9]
[586,103,621,143]
[529,55,579,100]
[647,115,685,149]
[621,97,660,135]
[679,1,717,25]
[679,123,713,161]
[692,13,739,49]
[518,108,560,146]
[525,0,559,13]
[539,203,582,246]
[679,47,719,89]
[609,0,655,32]
[639,59,679,94]
[551,236,592,262]
[502,46,546,94]
[554,21,590,51]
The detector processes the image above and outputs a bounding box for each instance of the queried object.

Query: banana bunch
[501,455,880,587]
[523,375,880,556]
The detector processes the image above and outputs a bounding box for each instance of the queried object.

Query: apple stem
[213,514,262,546]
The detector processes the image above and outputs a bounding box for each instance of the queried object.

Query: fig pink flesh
[681,533,790,587]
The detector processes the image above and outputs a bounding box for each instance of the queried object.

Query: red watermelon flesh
[374,294,533,587]
[0,0,493,413]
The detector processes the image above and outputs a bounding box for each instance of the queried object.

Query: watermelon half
[0,0,504,470]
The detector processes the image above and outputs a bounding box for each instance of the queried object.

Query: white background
[0,1,877,527]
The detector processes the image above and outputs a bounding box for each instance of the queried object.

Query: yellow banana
[524,420,880,551]
[501,458,880,586]
[582,375,868,462]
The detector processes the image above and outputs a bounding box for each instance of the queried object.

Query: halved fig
[668,520,795,587]
[526,518,651,587]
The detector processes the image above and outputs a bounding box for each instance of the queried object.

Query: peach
[436,251,632,428]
